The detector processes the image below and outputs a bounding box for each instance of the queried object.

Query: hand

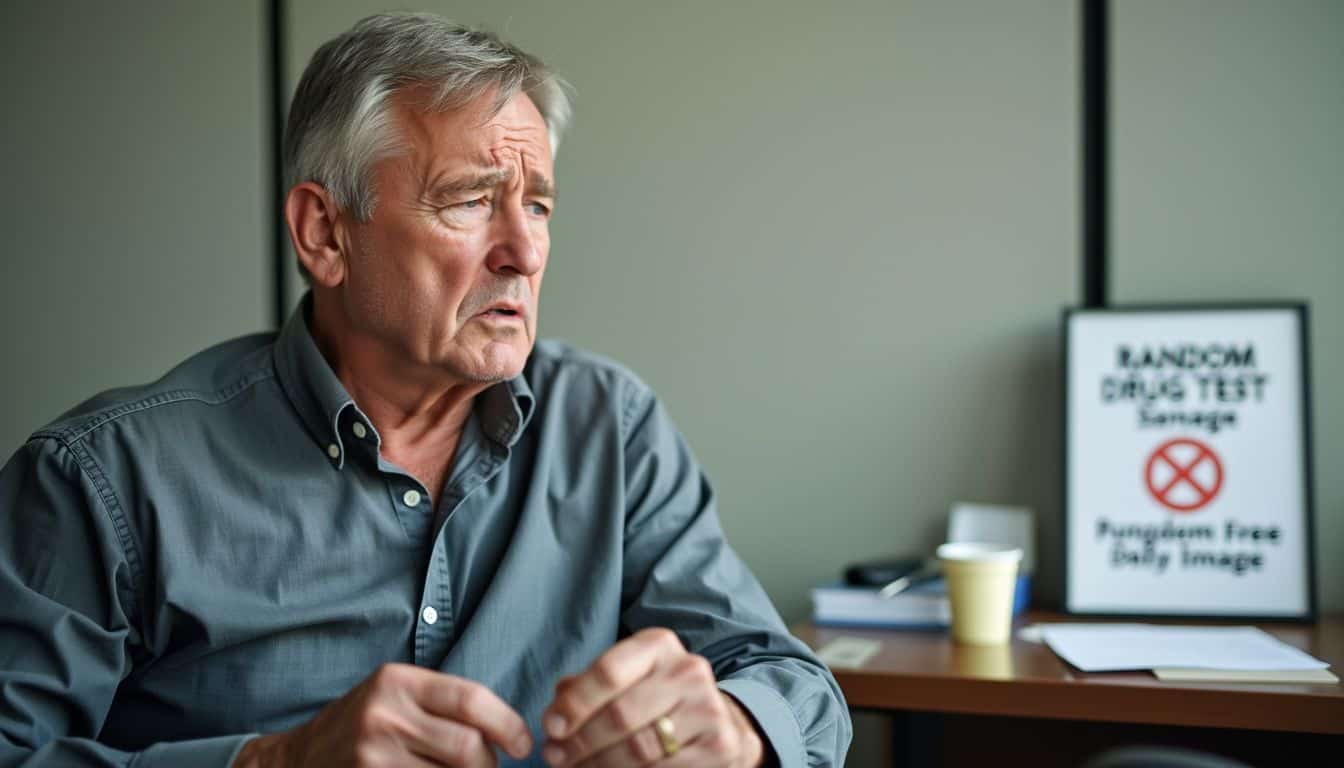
[231,663,532,768]
[540,628,765,767]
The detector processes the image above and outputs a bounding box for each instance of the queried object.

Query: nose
[485,202,544,277]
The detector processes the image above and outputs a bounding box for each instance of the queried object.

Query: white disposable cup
[936,542,1023,645]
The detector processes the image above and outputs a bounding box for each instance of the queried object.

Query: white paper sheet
[1037,624,1330,672]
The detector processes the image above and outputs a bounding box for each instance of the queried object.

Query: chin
[463,340,530,382]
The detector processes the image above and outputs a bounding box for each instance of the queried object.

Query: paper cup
[955,642,1014,679]
[937,542,1023,645]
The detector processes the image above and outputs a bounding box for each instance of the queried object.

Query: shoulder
[31,331,278,446]
[526,339,652,398]
[524,339,657,433]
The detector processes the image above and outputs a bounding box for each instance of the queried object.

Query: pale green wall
[1112,0,1344,611]
[287,0,1080,624]
[6,1,1333,621]
[0,1,270,452]
[5,2,1339,765]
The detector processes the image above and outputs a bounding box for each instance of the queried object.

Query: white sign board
[1065,306,1315,619]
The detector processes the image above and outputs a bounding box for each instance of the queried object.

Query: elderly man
[0,12,849,768]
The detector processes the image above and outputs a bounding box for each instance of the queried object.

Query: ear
[284,182,350,287]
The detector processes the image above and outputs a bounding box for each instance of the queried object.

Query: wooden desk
[793,613,1343,765]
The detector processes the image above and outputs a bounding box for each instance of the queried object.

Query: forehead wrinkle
[423,166,513,200]
[396,92,554,203]
[483,142,555,199]
[487,131,554,199]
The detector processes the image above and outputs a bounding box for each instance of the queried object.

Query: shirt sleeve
[616,387,852,768]
[0,438,255,768]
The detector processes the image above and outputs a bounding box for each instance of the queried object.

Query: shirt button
[352,422,367,439]
[326,443,340,459]
[421,606,438,625]
[403,489,422,507]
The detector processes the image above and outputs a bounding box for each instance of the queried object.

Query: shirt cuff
[718,677,805,768]
[130,733,258,768]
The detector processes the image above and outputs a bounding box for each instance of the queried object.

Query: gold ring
[653,715,680,757]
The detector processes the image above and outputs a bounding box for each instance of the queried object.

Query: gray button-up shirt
[0,299,850,767]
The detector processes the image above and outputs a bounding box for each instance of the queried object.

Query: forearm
[618,391,851,765]
[1,733,255,768]
[0,442,264,767]
[716,656,851,768]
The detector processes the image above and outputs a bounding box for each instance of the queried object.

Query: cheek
[357,233,473,329]
[530,256,547,303]
[417,228,480,298]
[531,221,550,249]
[533,228,550,270]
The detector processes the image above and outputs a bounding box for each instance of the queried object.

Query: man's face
[338,89,555,383]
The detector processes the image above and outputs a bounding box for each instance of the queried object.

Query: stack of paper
[1035,624,1337,683]
[810,578,950,628]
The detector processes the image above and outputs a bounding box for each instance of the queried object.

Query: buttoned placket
[336,407,454,662]
[411,440,511,667]
[325,387,525,669]
[357,402,519,669]
[332,406,445,663]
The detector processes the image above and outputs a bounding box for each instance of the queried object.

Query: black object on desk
[844,556,929,588]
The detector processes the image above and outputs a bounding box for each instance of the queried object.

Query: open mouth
[477,306,523,321]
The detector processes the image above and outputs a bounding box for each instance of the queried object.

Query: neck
[308,294,487,466]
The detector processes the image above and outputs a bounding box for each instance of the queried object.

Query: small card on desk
[815,636,883,669]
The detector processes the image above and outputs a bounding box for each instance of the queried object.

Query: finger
[389,749,453,768]
[572,656,726,768]
[655,721,748,768]
[544,628,684,741]
[658,741,735,768]
[575,722,667,768]
[403,711,500,768]
[412,672,533,760]
[547,671,686,766]
[576,689,723,768]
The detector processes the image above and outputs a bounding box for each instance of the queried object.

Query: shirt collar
[482,368,535,448]
[273,293,536,468]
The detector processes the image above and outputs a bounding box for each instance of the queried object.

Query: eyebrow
[527,172,556,199]
[425,168,556,202]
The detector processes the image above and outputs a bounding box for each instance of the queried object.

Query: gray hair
[284,11,571,227]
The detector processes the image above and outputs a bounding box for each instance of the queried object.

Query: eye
[438,196,491,226]
[527,201,552,218]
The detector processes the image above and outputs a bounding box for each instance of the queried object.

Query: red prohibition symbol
[1145,437,1224,513]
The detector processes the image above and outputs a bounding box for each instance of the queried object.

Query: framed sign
[1063,304,1315,620]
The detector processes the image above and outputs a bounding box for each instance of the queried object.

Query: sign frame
[1062,302,1317,621]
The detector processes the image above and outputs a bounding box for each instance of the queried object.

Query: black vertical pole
[1081,0,1109,308]
[267,0,289,328]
